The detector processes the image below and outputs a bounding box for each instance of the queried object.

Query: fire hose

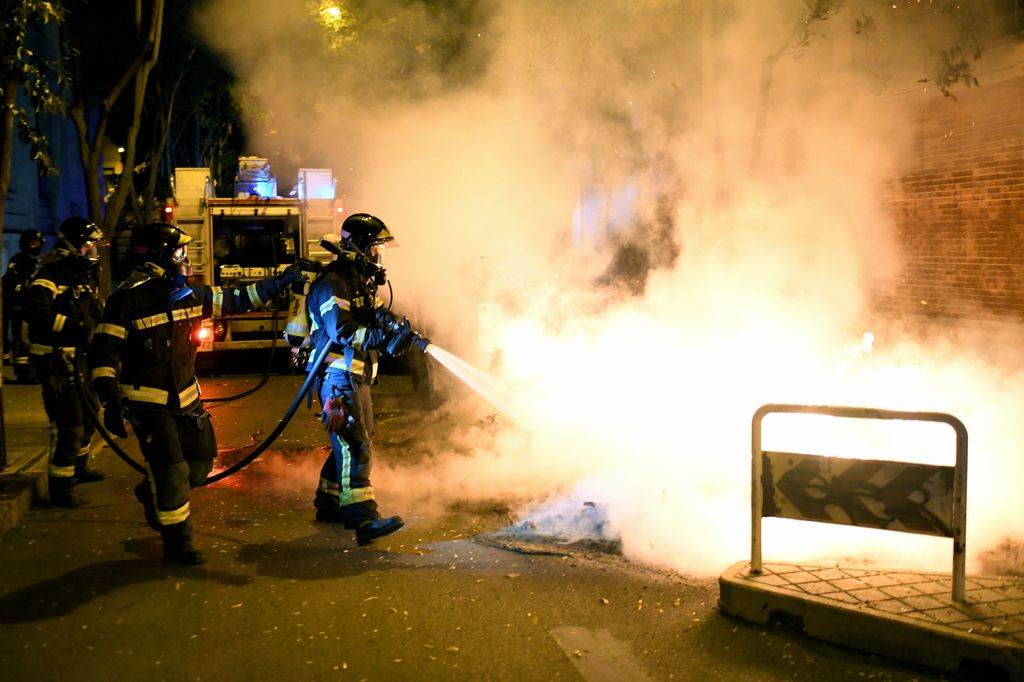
[75,338,333,484]
[203,306,282,406]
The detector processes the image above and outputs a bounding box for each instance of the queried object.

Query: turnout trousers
[315,369,380,527]
[129,401,216,528]
[31,354,95,480]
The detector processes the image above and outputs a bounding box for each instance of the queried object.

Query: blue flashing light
[251,180,277,198]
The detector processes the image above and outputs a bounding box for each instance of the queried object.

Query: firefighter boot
[133,480,160,531]
[313,491,346,523]
[75,454,106,483]
[160,520,206,565]
[48,476,82,508]
[355,516,405,546]
[13,363,38,385]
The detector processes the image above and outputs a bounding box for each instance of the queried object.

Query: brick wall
[874,75,1024,327]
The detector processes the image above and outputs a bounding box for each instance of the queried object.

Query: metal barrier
[751,404,968,601]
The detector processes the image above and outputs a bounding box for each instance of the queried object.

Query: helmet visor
[171,245,189,264]
[80,237,108,262]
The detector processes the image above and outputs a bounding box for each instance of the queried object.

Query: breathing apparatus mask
[360,244,388,286]
[319,233,389,286]
[132,221,193,288]
[57,217,106,269]
[76,238,102,266]
[169,244,192,287]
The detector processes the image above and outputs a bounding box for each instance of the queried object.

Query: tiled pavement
[719,560,1024,679]
[0,379,53,536]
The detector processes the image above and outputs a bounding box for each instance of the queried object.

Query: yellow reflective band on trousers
[156,501,190,526]
[340,486,375,505]
[317,477,340,495]
[329,431,376,506]
[49,463,75,478]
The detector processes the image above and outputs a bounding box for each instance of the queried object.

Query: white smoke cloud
[195,1,1018,577]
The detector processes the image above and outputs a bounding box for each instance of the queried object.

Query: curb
[0,447,49,538]
[719,560,1024,680]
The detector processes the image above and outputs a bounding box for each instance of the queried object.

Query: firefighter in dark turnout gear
[305,213,429,546]
[87,221,313,565]
[3,229,44,383]
[24,218,106,507]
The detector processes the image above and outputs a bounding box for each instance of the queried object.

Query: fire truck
[171,157,341,353]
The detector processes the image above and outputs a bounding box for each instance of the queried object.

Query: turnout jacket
[24,247,102,359]
[3,251,39,315]
[88,270,287,411]
[306,258,391,381]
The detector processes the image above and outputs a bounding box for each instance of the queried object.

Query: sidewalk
[0,375,53,538]
[719,560,1024,680]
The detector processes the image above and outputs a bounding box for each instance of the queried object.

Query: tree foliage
[152,6,243,199]
[751,0,994,174]
[65,0,163,234]
[308,0,490,101]
[853,0,989,99]
[1,1,66,180]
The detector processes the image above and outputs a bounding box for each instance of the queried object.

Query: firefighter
[87,221,314,565]
[24,217,106,508]
[305,213,429,546]
[3,229,45,383]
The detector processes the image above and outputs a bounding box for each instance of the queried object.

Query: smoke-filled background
[195,0,1021,577]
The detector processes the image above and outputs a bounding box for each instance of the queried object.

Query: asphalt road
[0,373,979,681]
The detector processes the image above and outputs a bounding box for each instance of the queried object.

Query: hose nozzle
[375,309,430,354]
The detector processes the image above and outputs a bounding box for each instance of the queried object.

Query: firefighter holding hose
[87,221,315,565]
[24,218,107,508]
[299,213,429,546]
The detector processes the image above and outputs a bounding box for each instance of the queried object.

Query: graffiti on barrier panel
[761,451,955,538]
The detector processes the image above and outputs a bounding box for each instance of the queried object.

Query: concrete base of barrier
[0,447,49,537]
[719,560,1024,680]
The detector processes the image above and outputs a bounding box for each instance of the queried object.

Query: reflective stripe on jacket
[305,260,388,381]
[88,270,286,410]
[23,248,102,353]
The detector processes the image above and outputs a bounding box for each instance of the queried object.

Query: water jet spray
[424,344,511,415]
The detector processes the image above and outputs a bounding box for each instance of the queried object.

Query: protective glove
[103,401,129,438]
[321,393,348,434]
[280,259,320,284]
[386,330,413,357]
[92,376,121,407]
